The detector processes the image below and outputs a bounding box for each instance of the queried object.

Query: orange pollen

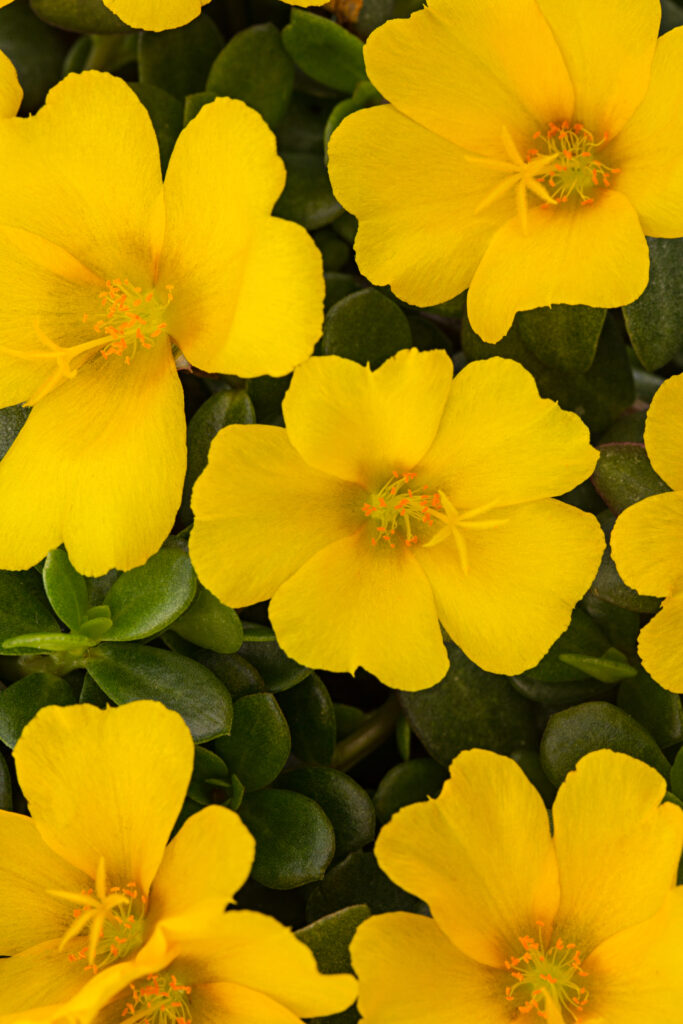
[95,279,173,363]
[56,877,146,974]
[529,121,619,206]
[504,923,589,1023]
[122,973,192,1024]
[363,471,442,548]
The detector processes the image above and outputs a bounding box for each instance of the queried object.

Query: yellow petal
[636,593,683,695]
[0,340,186,577]
[160,99,321,377]
[189,984,306,1024]
[0,813,89,956]
[0,72,161,284]
[352,912,509,1024]
[175,910,357,1018]
[362,0,574,156]
[644,372,683,490]
[268,531,449,691]
[374,749,560,967]
[0,940,92,1015]
[467,190,650,344]
[415,499,604,676]
[282,349,454,488]
[147,806,255,928]
[0,49,22,118]
[14,702,194,892]
[419,357,598,507]
[328,105,513,307]
[536,0,660,138]
[552,750,683,955]
[587,888,683,1023]
[609,28,683,237]
[189,424,361,608]
[611,491,683,598]
[102,0,209,31]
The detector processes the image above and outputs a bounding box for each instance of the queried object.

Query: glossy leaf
[373,758,448,825]
[103,547,197,642]
[214,693,291,791]
[623,238,683,371]
[320,288,412,368]
[206,24,295,129]
[277,674,336,764]
[137,13,224,99]
[0,673,76,748]
[282,10,366,93]
[42,549,89,632]
[0,570,60,644]
[171,584,243,654]
[278,767,375,859]
[592,443,669,515]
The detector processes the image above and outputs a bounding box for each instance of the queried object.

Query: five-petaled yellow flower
[351,748,683,1024]
[189,348,604,691]
[328,0,683,343]
[0,71,323,577]
[611,373,683,694]
[0,701,356,1024]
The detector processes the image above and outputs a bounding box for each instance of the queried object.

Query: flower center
[527,121,619,207]
[0,278,173,406]
[122,973,192,1024]
[362,471,442,548]
[51,858,146,974]
[505,924,589,1022]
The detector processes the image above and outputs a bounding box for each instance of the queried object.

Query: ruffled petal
[189,424,361,608]
[0,49,22,118]
[282,349,454,488]
[0,340,186,577]
[536,0,660,138]
[0,72,161,283]
[14,702,194,892]
[374,749,560,967]
[351,912,509,1024]
[328,105,514,307]
[147,806,255,928]
[644,372,683,490]
[418,357,598,507]
[611,491,683,598]
[414,499,604,676]
[609,28,683,237]
[637,593,683,695]
[587,889,683,1023]
[363,0,574,156]
[552,750,683,955]
[159,99,321,377]
[102,0,209,31]
[467,189,650,344]
[0,813,88,956]
[268,532,449,691]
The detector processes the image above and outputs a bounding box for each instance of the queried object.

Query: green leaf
[523,608,609,684]
[171,585,243,654]
[137,13,224,99]
[581,593,640,655]
[0,3,72,111]
[278,767,375,859]
[180,389,255,524]
[2,632,93,655]
[320,288,412,368]
[0,405,28,460]
[592,443,669,514]
[42,549,89,632]
[401,644,537,765]
[306,850,422,921]
[274,151,342,229]
[0,749,11,810]
[0,673,76,748]
[516,305,606,373]
[206,24,295,129]
[214,693,291,791]
[324,272,362,312]
[103,547,197,642]
[239,788,335,889]
[540,701,671,787]
[240,639,311,692]
[187,746,229,806]
[277,675,336,764]
[618,670,683,750]
[86,642,232,743]
[191,651,265,698]
[296,904,371,973]
[323,79,382,150]
[374,758,448,825]
[282,10,366,93]
[313,228,351,272]
[29,0,127,33]
[558,649,637,684]
[0,570,60,645]
[590,512,661,614]
[128,83,183,176]
[623,238,683,371]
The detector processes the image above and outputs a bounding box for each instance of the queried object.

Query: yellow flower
[0,700,355,1024]
[0,71,323,577]
[96,0,210,31]
[190,348,604,690]
[610,373,683,693]
[327,0,683,343]
[0,48,21,118]
[351,748,683,1024]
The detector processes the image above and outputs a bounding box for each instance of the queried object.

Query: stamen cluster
[362,471,442,547]
[90,279,173,364]
[528,121,619,206]
[504,922,589,1021]
[122,974,192,1024]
